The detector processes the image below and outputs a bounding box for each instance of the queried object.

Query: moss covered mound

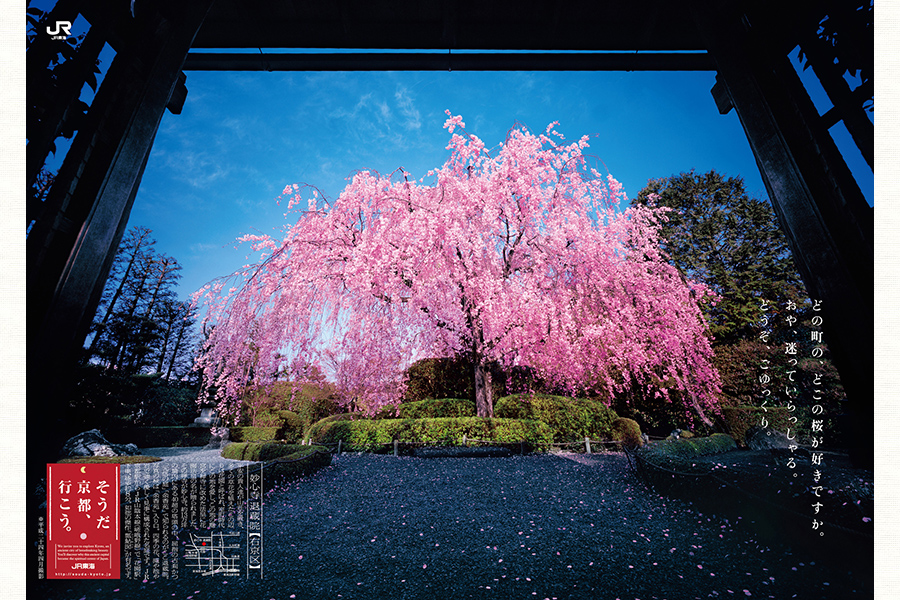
[635,433,737,470]
[221,441,332,482]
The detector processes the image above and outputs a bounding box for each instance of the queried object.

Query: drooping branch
[195,113,721,424]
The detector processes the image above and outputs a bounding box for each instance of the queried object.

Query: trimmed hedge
[721,406,792,446]
[104,426,212,448]
[229,426,281,442]
[278,410,303,432]
[221,441,308,461]
[610,417,644,449]
[495,394,618,442]
[308,417,554,452]
[396,398,476,419]
[221,442,332,482]
[263,447,333,481]
[305,412,365,433]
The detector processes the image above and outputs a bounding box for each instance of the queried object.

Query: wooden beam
[691,0,873,467]
[182,51,716,72]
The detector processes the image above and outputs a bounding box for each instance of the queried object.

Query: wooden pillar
[691,1,873,467]
[26,0,215,464]
[26,2,215,588]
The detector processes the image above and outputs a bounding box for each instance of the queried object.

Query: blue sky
[28,0,874,307]
[127,68,779,300]
[128,66,872,303]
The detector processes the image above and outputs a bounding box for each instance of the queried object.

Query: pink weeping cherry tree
[193,112,721,425]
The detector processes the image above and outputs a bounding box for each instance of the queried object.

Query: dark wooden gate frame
[26,1,873,477]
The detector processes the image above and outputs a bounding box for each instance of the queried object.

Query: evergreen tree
[155,299,198,381]
[633,170,806,344]
[86,225,157,364]
[86,226,188,376]
[632,170,844,414]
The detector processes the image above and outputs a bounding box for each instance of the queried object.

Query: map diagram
[183,532,242,576]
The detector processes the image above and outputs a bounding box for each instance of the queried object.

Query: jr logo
[46,21,72,39]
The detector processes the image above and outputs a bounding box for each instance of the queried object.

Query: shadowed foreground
[35,453,871,599]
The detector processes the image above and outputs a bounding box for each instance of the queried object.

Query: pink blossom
[194,115,721,423]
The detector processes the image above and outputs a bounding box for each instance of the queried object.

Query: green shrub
[305,412,366,439]
[242,381,343,432]
[276,410,303,441]
[610,417,644,449]
[313,419,406,450]
[402,356,475,403]
[134,380,201,426]
[71,367,200,431]
[253,411,286,428]
[278,409,302,428]
[397,398,476,419]
[309,417,554,452]
[495,394,617,442]
[372,404,401,419]
[229,426,280,442]
[720,406,792,446]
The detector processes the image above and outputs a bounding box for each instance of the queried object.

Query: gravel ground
[117,447,258,494]
[35,452,872,600]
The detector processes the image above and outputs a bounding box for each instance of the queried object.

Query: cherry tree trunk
[474,361,493,418]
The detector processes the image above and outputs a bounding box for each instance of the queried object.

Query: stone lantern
[191,400,219,427]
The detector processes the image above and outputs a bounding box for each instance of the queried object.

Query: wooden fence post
[337,439,342,455]
[394,439,398,456]
[585,437,591,454]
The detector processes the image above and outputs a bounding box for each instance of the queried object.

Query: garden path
[118,446,258,494]
[37,452,871,599]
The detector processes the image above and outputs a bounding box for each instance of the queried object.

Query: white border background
[1,3,893,598]
[2,2,27,600]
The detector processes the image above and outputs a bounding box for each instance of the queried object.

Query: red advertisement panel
[46,463,120,579]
